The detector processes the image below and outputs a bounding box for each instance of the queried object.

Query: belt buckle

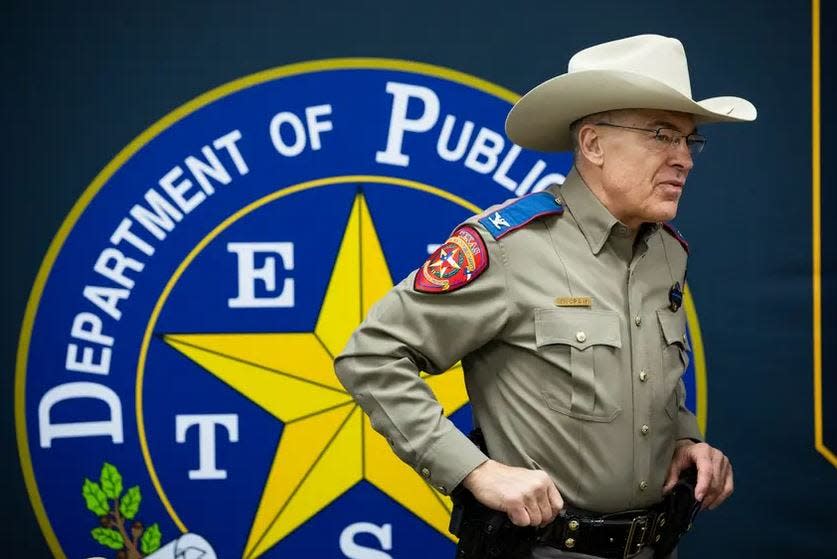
[623,515,650,559]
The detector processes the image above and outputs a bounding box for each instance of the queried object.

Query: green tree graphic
[82,463,162,559]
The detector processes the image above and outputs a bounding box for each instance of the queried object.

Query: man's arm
[334,224,562,526]
[334,224,508,492]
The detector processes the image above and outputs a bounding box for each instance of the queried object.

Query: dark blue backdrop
[2,1,834,557]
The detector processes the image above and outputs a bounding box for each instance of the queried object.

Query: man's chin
[649,201,679,223]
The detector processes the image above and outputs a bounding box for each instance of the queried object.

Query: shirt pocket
[657,308,691,419]
[534,308,623,422]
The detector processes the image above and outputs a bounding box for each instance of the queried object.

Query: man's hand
[461,459,564,527]
[663,440,733,510]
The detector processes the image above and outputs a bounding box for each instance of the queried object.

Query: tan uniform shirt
[334,168,702,513]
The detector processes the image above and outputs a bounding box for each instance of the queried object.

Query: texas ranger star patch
[414,226,488,293]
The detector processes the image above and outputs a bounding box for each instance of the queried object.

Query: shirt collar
[548,168,661,255]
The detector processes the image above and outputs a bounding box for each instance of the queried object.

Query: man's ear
[578,124,605,166]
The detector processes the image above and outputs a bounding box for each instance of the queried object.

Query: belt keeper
[623,515,650,559]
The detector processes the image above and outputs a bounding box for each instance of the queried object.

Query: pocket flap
[535,309,622,350]
[656,308,691,351]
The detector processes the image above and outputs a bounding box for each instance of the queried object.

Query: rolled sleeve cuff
[415,426,488,495]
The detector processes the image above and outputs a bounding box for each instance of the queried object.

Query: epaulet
[662,222,689,254]
[478,191,563,240]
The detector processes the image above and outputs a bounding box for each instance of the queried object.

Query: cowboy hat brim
[505,69,757,152]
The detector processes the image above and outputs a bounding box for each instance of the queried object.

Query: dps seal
[15,59,704,558]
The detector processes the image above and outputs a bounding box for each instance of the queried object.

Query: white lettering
[130,190,184,241]
[270,111,307,157]
[227,242,295,308]
[93,247,144,289]
[212,129,249,175]
[185,146,232,196]
[464,127,504,174]
[66,312,114,374]
[111,218,155,256]
[376,82,440,167]
[65,343,110,374]
[175,414,239,480]
[82,286,130,320]
[38,382,123,448]
[493,145,522,191]
[159,166,206,214]
[305,104,334,150]
[515,160,547,196]
[436,115,474,162]
[339,522,393,559]
[70,312,114,347]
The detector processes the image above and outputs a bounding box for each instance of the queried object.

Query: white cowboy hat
[505,34,757,152]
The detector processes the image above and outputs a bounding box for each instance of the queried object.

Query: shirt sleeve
[334,223,509,493]
[675,378,703,442]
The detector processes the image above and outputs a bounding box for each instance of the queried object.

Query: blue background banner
[2,2,834,557]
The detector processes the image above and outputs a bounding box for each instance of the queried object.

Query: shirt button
[437,485,447,494]
[420,467,431,479]
[641,424,650,435]
[639,481,648,491]
[634,315,642,326]
[576,331,587,343]
[639,370,648,382]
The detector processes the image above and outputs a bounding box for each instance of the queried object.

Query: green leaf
[119,485,141,519]
[140,523,162,554]
[100,462,123,500]
[82,478,109,516]
[91,527,124,550]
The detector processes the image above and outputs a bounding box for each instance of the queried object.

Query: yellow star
[163,192,469,558]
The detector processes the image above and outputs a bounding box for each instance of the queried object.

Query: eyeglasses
[595,122,707,155]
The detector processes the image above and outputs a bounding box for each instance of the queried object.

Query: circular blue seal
[16,59,705,559]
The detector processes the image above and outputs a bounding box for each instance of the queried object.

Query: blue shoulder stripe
[478,191,563,239]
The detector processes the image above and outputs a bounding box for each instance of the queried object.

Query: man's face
[595,109,696,228]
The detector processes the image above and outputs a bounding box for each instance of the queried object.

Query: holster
[653,466,701,558]
[449,428,536,559]
[449,487,536,559]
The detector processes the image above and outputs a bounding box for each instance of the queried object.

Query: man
[334,34,756,558]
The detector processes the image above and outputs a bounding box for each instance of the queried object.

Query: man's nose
[670,141,694,171]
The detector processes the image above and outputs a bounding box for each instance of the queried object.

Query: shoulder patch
[662,222,689,253]
[414,225,489,294]
[478,191,563,239]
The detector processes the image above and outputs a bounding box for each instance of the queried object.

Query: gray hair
[569,110,616,159]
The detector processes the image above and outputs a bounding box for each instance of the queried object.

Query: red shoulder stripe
[662,222,689,254]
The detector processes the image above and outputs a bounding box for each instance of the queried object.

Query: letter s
[339,522,393,559]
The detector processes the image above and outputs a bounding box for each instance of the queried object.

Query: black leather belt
[536,507,673,559]
[532,468,701,559]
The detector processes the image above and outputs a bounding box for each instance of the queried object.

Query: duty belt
[451,429,701,559]
[450,468,700,559]
[536,506,684,559]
